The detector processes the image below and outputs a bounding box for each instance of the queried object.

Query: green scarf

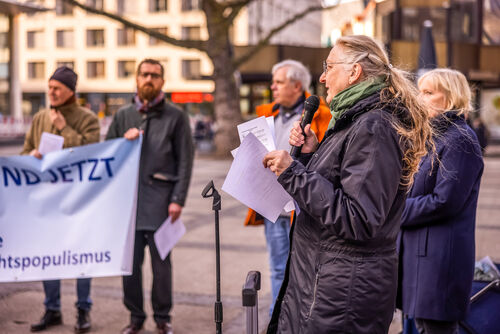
[327,76,386,130]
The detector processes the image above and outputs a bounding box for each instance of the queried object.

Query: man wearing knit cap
[21,66,100,333]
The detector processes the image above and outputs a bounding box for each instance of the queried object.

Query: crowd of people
[19,33,486,334]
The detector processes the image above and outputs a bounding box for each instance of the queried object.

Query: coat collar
[324,92,382,137]
[431,111,465,132]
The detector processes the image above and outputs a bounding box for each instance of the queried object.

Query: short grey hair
[272,59,311,92]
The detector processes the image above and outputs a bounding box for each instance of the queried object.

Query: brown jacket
[21,102,100,154]
[244,93,331,226]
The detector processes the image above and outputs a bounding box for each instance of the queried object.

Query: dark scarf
[327,76,386,130]
[134,91,165,113]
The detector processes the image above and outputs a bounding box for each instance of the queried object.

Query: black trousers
[123,230,172,325]
[415,318,459,334]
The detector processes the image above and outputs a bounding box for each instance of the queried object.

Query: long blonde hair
[335,35,433,188]
[418,68,472,116]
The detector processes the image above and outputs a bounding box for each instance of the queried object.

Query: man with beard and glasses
[106,59,194,334]
[22,66,100,333]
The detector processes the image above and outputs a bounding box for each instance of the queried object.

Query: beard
[138,84,161,102]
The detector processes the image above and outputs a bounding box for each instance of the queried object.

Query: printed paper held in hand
[232,116,276,158]
[154,217,186,260]
[237,116,276,151]
[222,133,293,223]
[38,132,64,155]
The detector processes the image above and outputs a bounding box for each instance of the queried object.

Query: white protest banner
[0,137,141,282]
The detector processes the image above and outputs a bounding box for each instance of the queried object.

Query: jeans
[264,216,291,316]
[43,278,92,311]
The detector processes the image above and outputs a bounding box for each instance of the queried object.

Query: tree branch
[61,0,208,51]
[224,0,252,23]
[222,0,254,8]
[234,2,340,68]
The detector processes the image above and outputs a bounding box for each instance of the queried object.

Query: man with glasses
[106,58,194,334]
[244,59,331,317]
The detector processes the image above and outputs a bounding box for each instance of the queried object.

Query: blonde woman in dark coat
[398,69,484,334]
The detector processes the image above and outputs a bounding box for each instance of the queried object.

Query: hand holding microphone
[290,95,320,157]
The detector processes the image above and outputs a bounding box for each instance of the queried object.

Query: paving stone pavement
[1,143,499,334]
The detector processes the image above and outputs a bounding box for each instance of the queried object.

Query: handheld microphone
[290,95,320,158]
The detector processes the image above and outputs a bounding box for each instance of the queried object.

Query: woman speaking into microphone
[263,35,433,334]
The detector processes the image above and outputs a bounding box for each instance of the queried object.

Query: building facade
[0,0,328,120]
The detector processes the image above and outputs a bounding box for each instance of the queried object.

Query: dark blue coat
[397,112,484,321]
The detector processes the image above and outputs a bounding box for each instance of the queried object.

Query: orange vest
[244,93,331,226]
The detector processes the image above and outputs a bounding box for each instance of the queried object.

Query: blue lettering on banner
[70,160,87,182]
[0,236,3,248]
[22,169,41,185]
[57,165,73,182]
[0,156,116,188]
[2,166,21,186]
[87,159,102,181]
[48,169,58,183]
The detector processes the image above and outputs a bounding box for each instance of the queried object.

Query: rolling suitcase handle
[243,271,261,334]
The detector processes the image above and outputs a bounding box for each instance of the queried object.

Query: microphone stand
[202,180,223,334]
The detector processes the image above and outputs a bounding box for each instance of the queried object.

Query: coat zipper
[307,268,320,318]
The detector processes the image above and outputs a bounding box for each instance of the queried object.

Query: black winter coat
[106,99,194,231]
[268,93,407,334]
[397,112,483,321]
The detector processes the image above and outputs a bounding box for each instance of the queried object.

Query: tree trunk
[204,1,243,157]
[210,53,242,157]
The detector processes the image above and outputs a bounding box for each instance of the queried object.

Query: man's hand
[124,128,142,140]
[263,150,293,177]
[29,149,42,159]
[168,203,182,222]
[289,122,318,154]
[50,109,67,131]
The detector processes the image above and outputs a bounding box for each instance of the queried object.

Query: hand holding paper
[222,133,293,222]
[154,217,186,260]
[38,132,64,155]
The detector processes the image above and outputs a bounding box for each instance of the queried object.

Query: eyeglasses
[322,60,346,75]
[139,72,162,79]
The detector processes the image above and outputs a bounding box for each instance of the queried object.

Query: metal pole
[214,208,222,334]
[202,180,223,334]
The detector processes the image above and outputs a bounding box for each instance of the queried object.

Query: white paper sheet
[284,200,295,212]
[222,133,293,223]
[230,147,239,158]
[266,116,276,146]
[237,116,276,152]
[232,116,276,158]
[153,217,186,260]
[38,132,64,155]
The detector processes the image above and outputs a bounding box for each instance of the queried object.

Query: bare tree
[62,0,338,155]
